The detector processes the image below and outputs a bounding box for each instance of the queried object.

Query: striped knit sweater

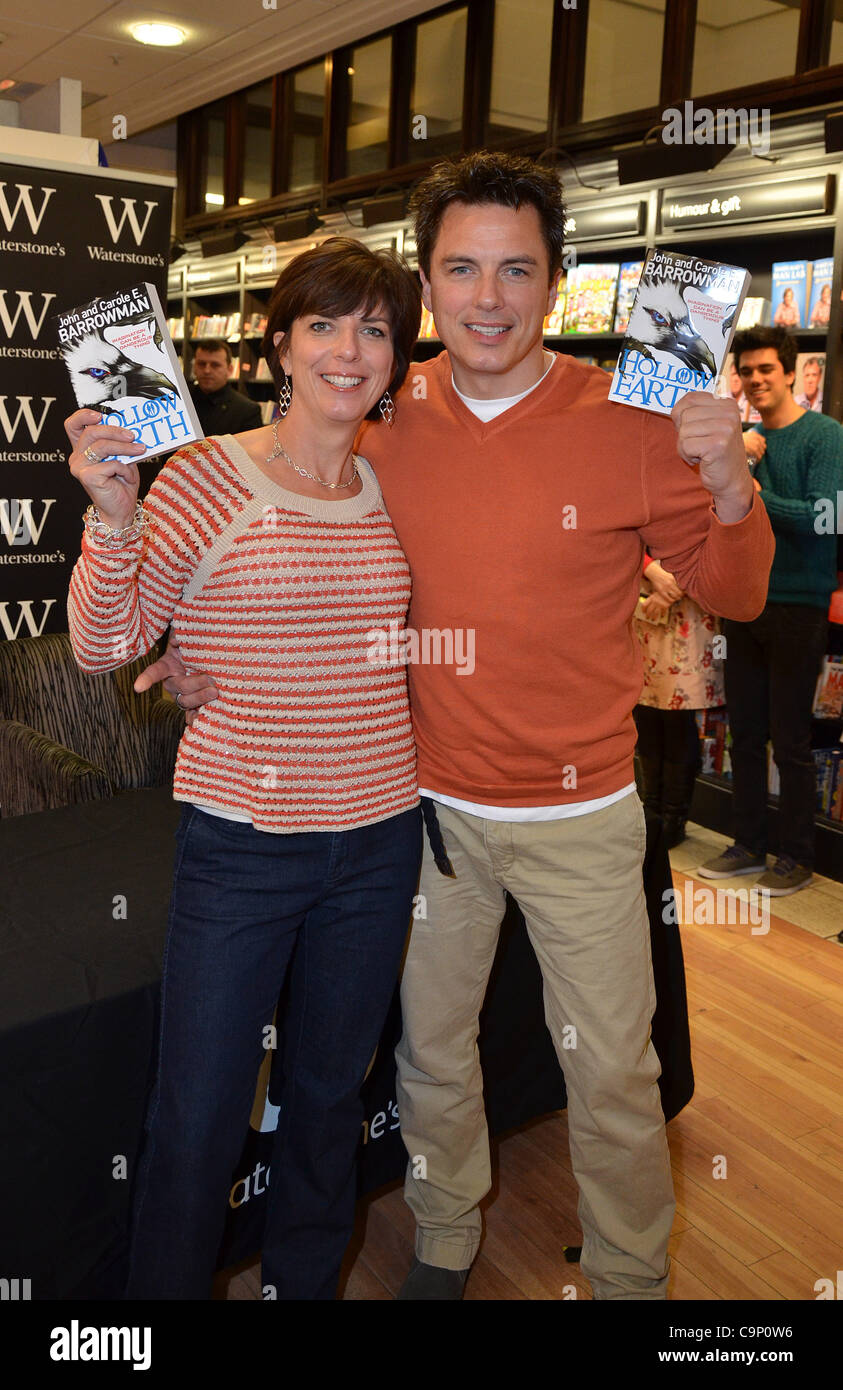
[67,434,419,833]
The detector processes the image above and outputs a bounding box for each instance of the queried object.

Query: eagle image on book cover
[608,248,750,415]
[55,281,203,462]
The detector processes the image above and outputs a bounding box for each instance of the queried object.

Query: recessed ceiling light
[131,22,186,47]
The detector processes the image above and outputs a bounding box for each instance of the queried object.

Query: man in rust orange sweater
[134,153,774,1301]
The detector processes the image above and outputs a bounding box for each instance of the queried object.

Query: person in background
[699,325,843,895]
[63,238,423,1300]
[725,356,752,423]
[190,337,263,434]
[794,356,824,413]
[634,558,725,849]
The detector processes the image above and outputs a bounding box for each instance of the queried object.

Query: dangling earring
[279,375,292,417]
[379,390,395,426]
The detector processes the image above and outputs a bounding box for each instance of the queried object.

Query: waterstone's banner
[0,154,173,642]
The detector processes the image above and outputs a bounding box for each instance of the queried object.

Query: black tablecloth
[0,788,692,1298]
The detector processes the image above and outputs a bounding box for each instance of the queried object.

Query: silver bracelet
[83,501,152,548]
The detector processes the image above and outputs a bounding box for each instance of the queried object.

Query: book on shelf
[191,312,241,339]
[254,358,273,382]
[259,400,278,424]
[608,247,750,415]
[563,263,619,334]
[55,281,203,463]
[793,351,826,413]
[771,260,810,330]
[246,312,268,336]
[613,261,644,334]
[813,749,843,819]
[543,275,567,336]
[166,316,184,339]
[735,297,769,329]
[808,258,833,328]
[813,656,843,720]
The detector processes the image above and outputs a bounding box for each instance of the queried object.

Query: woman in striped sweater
[65,240,423,1300]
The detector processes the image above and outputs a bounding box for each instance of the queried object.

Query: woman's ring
[83,445,99,462]
[176,692,185,710]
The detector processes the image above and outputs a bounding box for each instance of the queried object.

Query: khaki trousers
[395,792,676,1299]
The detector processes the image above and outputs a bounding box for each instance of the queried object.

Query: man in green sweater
[699,325,843,894]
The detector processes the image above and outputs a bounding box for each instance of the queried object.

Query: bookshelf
[166,150,843,877]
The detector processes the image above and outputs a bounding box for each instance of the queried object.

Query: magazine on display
[608,247,751,415]
[613,261,645,334]
[793,352,826,413]
[563,263,619,333]
[543,275,567,336]
[771,260,810,329]
[55,282,203,463]
[808,258,833,328]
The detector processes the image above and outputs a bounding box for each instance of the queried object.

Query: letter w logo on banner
[0,183,56,234]
[0,291,57,341]
[0,599,57,640]
[94,194,158,245]
[0,499,56,546]
[0,397,55,443]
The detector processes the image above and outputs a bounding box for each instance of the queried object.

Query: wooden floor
[217,832,843,1302]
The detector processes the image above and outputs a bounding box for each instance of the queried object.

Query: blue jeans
[125,802,422,1300]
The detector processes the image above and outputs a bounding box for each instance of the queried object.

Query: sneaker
[755,856,813,896]
[397,1256,470,1300]
[697,844,767,879]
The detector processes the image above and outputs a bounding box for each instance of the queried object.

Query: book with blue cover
[608,247,750,415]
[771,260,810,330]
[808,258,833,328]
[55,281,203,463]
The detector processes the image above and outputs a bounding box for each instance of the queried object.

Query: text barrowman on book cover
[608,248,750,416]
[55,282,203,462]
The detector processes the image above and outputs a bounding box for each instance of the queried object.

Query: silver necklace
[266,420,358,490]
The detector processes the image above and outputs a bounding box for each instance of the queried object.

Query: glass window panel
[346,36,392,178]
[290,62,325,191]
[582,0,666,123]
[411,7,467,156]
[489,0,553,140]
[204,99,226,209]
[692,0,801,95]
[242,81,272,204]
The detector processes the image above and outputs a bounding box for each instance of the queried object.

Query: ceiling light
[131,22,186,47]
[0,78,15,91]
[204,193,225,206]
[347,67,355,75]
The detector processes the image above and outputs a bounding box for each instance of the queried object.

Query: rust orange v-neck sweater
[359,351,774,808]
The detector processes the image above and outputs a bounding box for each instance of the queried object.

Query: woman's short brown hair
[261,237,421,420]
